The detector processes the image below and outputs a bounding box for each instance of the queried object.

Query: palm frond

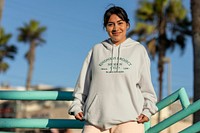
[0,62,9,73]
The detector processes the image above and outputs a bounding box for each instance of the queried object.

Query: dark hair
[103,6,130,28]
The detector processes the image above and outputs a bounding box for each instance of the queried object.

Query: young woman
[68,6,158,133]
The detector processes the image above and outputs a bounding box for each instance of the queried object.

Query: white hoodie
[68,38,158,130]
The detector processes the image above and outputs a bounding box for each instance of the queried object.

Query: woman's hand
[137,114,149,124]
[75,112,84,121]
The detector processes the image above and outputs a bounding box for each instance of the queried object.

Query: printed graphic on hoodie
[99,56,132,73]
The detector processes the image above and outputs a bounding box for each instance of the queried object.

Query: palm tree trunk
[157,14,167,122]
[157,51,165,122]
[0,0,4,27]
[191,0,200,124]
[158,56,164,102]
[26,41,35,90]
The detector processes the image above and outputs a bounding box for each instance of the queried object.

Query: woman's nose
[113,24,118,31]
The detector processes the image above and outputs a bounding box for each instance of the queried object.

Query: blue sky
[0,0,193,98]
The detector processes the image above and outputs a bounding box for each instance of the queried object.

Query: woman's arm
[68,50,93,117]
[139,47,158,119]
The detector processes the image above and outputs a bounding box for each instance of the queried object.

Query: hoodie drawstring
[116,45,121,72]
[110,46,114,73]
[110,44,121,73]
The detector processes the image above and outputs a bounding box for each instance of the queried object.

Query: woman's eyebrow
[108,20,124,23]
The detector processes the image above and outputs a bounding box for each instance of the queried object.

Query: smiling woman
[68,6,158,133]
[105,14,129,45]
[104,6,130,46]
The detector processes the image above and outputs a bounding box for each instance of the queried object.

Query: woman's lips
[112,32,120,36]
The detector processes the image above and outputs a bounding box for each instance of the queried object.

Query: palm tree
[0,0,4,25]
[18,20,46,90]
[128,0,191,121]
[191,0,200,124]
[0,27,17,73]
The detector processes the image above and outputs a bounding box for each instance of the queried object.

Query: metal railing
[146,87,200,133]
[0,87,200,132]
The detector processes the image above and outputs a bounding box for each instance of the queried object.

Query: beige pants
[82,121,144,133]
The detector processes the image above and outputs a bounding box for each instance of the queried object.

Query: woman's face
[106,14,129,45]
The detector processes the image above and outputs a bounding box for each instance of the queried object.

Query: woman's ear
[105,27,108,32]
[127,23,130,29]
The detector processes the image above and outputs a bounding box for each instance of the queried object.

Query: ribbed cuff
[142,109,152,119]
[74,109,83,116]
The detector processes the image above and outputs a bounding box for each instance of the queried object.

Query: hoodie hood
[101,38,140,50]
[101,38,140,73]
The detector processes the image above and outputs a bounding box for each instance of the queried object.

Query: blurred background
[0,0,196,133]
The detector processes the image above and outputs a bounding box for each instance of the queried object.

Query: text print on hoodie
[68,38,158,130]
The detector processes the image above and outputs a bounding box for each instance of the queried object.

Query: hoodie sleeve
[138,47,158,119]
[68,50,93,116]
